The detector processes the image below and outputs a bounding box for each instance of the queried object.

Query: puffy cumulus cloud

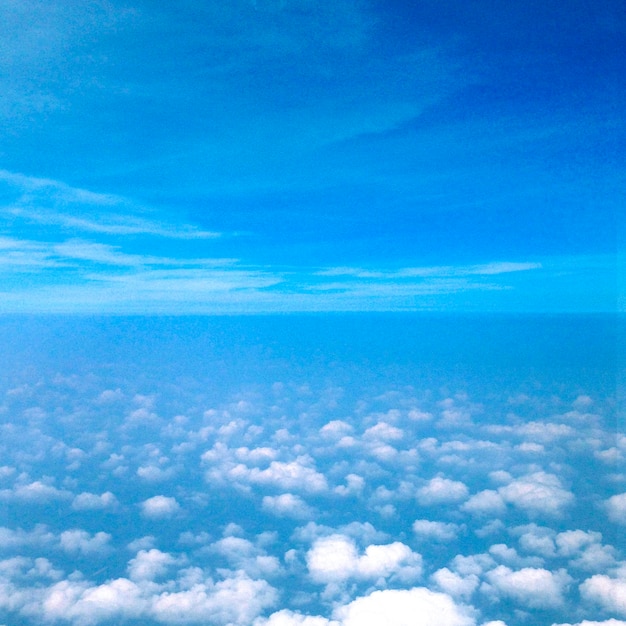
[498,472,574,517]
[554,530,617,571]
[333,587,476,626]
[306,534,422,586]
[416,477,469,506]
[431,567,479,600]
[127,549,177,581]
[150,573,278,625]
[59,530,112,556]
[262,493,314,519]
[6,564,277,625]
[605,493,626,524]
[0,525,55,550]
[514,421,575,443]
[255,588,476,626]
[412,520,462,541]
[40,578,146,625]
[237,457,328,493]
[140,495,181,519]
[363,422,403,441]
[205,451,328,494]
[334,473,365,496]
[293,521,388,547]
[319,420,353,440]
[580,574,626,616]
[137,465,177,482]
[0,555,63,585]
[209,535,281,578]
[483,565,572,609]
[255,609,337,625]
[71,491,118,511]
[512,524,556,558]
[487,544,544,568]
[0,481,72,503]
[552,618,626,626]
[461,490,507,517]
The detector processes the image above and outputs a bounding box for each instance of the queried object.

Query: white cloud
[483,565,572,609]
[514,524,556,557]
[498,472,574,516]
[227,457,328,493]
[412,520,461,541]
[71,491,118,511]
[580,574,626,616]
[320,420,353,439]
[59,530,112,556]
[210,536,281,578]
[41,577,146,625]
[150,573,278,625]
[417,477,469,505]
[0,525,55,550]
[262,493,313,519]
[255,609,337,626]
[461,490,507,516]
[431,567,479,600]
[333,587,476,626]
[127,549,177,581]
[605,493,626,524]
[7,562,277,625]
[140,495,181,519]
[306,534,422,586]
[363,422,403,441]
[552,621,626,626]
[0,481,72,503]
[487,544,544,568]
[334,474,365,496]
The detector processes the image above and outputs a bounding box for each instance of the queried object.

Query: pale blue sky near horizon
[1,0,624,312]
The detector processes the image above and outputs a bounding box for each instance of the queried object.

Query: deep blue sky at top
[0,0,623,312]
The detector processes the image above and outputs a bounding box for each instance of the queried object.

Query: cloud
[552,621,626,626]
[209,536,281,578]
[255,609,337,626]
[483,565,572,609]
[71,491,118,511]
[0,525,55,550]
[217,456,328,494]
[0,170,220,240]
[580,574,626,616]
[306,534,422,586]
[605,493,626,524]
[416,477,469,505]
[140,495,181,519]
[333,587,476,626]
[412,520,462,541]
[498,472,574,517]
[262,493,314,519]
[461,490,507,516]
[4,558,278,625]
[0,481,72,504]
[431,568,479,600]
[59,530,112,556]
[150,574,278,625]
[127,549,177,581]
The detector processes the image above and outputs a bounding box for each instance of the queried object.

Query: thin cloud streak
[0,169,221,240]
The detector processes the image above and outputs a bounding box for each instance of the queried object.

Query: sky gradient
[1,0,623,312]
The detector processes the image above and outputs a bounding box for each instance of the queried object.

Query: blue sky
[1,0,624,312]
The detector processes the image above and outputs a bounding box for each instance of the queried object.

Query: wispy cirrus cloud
[0,169,220,240]
[316,262,542,279]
